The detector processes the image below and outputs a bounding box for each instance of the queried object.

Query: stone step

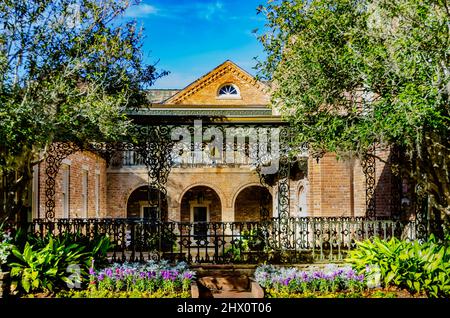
[195,275,264,298]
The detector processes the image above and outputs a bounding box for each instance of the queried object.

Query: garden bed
[22,260,196,298]
[254,264,424,298]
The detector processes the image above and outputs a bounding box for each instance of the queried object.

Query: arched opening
[234,186,272,222]
[126,186,168,221]
[180,186,222,239]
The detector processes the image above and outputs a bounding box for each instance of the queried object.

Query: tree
[257,0,450,228]
[0,0,166,222]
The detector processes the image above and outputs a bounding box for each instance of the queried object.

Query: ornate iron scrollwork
[414,185,429,242]
[389,145,403,219]
[45,142,81,219]
[362,145,376,219]
[134,125,175,221]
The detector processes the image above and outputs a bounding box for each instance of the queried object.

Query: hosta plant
[347,235,450,298]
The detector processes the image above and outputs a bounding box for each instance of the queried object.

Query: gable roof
[164,60,269,104]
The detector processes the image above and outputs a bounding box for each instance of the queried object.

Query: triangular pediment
[164,60,270,106]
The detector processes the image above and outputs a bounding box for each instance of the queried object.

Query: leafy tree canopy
[257,0,450,217]
[0,0,165,219]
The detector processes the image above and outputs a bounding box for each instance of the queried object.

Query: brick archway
[126,185,168,220]
[179,185,223,223]
[231,182,272,209]
[178,183,226,210]
[233,185,273,222]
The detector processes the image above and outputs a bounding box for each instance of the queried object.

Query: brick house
[31,60,400,222]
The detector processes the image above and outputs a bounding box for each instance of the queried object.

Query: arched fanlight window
[217,84,240,98]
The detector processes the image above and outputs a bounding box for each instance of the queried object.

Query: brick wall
[37,150,107,218]
[305,148,396,217]
[374,147,396,216]
[34,148,397,220]
[106,167,266,221]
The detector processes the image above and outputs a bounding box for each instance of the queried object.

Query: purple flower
[139,272,145,278]
[346,269,356,279]
[301,272,309,282]
[106,268,113,277]
[356,274,365,282]
[313,271,325,279]
[183,272,193,280]
[89,267,95,276]
[98,273,105,281]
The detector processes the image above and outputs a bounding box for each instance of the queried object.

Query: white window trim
[216,84,241,100]
[139,201,159,218]
[189,200,211,239]
[95,171,100,218]
[81,169,88,218]
[32,165,39,220]
[189,200,211,222]
[62,165,70,218]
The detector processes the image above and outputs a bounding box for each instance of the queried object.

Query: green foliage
[265,289,365,298]
[28,232,112,268]
[0,0,167,219]
[224,228,267,262]
[265,289,398,298]
[257,0,450,220]
[86,261,194,298]
[8,233,112,294]
[0,222,12,267]
[9,239,87,293]
[347,235,450,298]
[55,289,190,298]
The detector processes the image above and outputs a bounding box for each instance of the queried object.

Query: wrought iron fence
[28,217,416,264]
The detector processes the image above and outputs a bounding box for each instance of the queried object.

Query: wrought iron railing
[28,217,416,264]
[117,150,255,168]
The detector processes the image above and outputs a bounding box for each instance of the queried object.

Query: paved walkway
[196,275,264,298]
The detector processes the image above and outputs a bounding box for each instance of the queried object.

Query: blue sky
[122,0,267,89]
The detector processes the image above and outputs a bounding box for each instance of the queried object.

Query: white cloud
[124,3,158,18]
[197,1,224,20]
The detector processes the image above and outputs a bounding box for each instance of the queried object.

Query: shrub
[0,242,10,268]
[347,235,450,298]
[8,233,112,294]
[0,224,12,269]
[27,232,112,268]
[225,228,267,262]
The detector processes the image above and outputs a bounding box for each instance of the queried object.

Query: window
[32,165,39,219]
[62,165,70,218]
[82,170,88,218]
[95,172,100,218]
[298,185,308,217]
[217,84,240,99]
